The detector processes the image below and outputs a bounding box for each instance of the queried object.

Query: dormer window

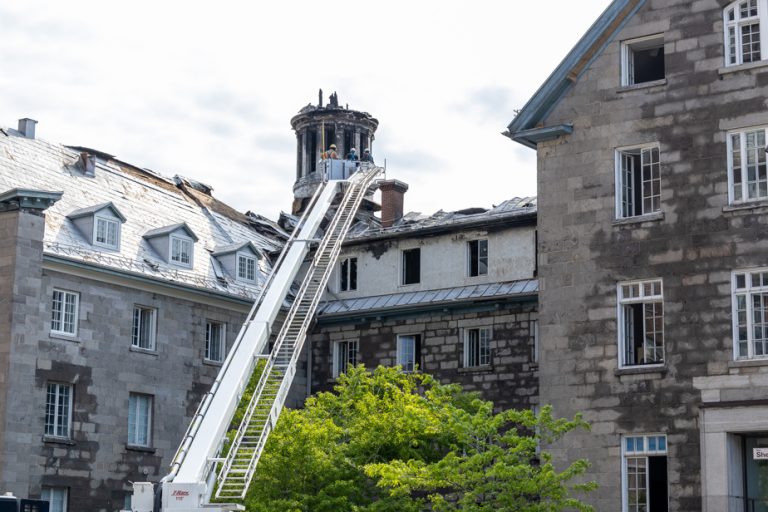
[67,202,126,251]
[237,253,257,282]
[725,0,767,66]
[143,223,198,268]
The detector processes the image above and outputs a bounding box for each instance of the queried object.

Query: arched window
[724,0,768,66]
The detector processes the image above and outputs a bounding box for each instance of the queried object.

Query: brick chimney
[379,179,408,228]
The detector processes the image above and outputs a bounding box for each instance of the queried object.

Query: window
[616,145,661,218]
[339,257,358,291]
[132,306,156,350]
[41,487,68,512]
[618,279,664,367]
[45,383,72,438]
[332,340,359,378]
[205,321,225,362]
[397,334,419,372]
[402,248,421,285]
[128,393,152,447]
[464,327,491,367]
[730,269,768,359]
[621,34,665,86]
[622,434,668,512]
[237,253,257,282]
[50,289,79,336]
[170,235,193,267]
[724,0,767,66]
[532,319,539,363]
[468,240,489,277]
[94,216,119,249]
[728,127,768,203]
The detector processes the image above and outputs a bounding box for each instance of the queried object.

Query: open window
[616,144,661,219]
[621,34,665,86]
[618,279,664,368]
[622,434,668,512]
[402,248,421,285]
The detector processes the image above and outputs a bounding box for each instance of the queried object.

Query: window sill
[458,365,494,374]
[203,359,223,367]
[729,358,768,368]
[718,60,768,75]
[614,365,667,377]
[49,332,80,342]
[613,211,664,226]
[129,346,159,356]
[125,444,156,454]
[42,436,75,446]
[616,78,667,93]
[723,200,768,214]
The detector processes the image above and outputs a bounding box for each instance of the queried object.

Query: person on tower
[324,144,338,160]
[346,147,358,161]
[361,148,374,164]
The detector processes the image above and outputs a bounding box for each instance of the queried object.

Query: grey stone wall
[532,0,768,510]
[309,301,538,412]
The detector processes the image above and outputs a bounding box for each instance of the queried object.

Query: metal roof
[317,278,538,318]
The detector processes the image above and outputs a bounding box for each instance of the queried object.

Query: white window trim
[93,214,121,250]
[614,142,662,219]
[128,393,153,447]
[45,382,73,439]
[332,339,359,378]
[620,433,668,512]
[726,125,768,204]
[236,252,257,283]
[467,239,489,277]
[51,289,79,337]
[205,321,226,363]
[169,234,194,268]
[731,268,768,359]
[620,33,665,86]
[41,486,69,512]
[463,327,492,367]
[723,0,768,67]
[339,257,358,292]
[132,306,157,351]
[396,334,418,372]
[616,278,665,369]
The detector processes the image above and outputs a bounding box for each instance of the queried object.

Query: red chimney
[379,179,408,228]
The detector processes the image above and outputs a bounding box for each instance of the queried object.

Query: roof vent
[18,118,37,139]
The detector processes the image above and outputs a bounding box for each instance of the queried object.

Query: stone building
[506,0,768,510]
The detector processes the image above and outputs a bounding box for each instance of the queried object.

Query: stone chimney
[379,179,408,228]
[17,118,37,139]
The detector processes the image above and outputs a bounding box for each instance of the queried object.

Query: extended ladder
[214,165,382,500]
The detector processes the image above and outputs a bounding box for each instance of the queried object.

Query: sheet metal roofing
[318,278,538,318]
[0,127,285,300]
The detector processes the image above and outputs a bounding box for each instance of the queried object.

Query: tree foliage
[243,366,595,511]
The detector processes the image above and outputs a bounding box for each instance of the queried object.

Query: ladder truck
[127,163,382,512]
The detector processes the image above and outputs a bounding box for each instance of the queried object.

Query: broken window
[45,383,72,439]
[616,145,661,218]
[725,0,765,66]
[623,435,668,512]
[333,340,359,378]
[51,289,79,336]
[308,130,318,173]
[729,127,768,203]
[128,393,152,447]
[205,321,225,363]
[464,327,491,367]
[397,334,420,372]
[339,257,357,292]
[621,34,665,86]
[132,306,157,351]
[619,279,664,367]
[468,239,489,277]
[402,248,421,285]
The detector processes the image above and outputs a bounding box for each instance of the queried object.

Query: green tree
[243,366,595,511]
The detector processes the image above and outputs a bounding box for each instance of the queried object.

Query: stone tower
[290,90,379,214]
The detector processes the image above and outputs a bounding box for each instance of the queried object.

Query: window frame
[727,126,768,204]
[467,239,489,277]
[396,334,418,372]
[621,434,668,512]
[236,252,257,282]
[132,306,157,351]
[205,320,226,363]
[532,319,539,364]
[45,382,73,439]
[463,327,492,367]
[128,393,153,448]
[724,0,768,67]
[339,257,358,292]
[41,486,69,512]
[332,339,359,378]
[50,288,79,337]
[93,214,120,250]
[730,268,768,359]
[620,33,665,86]
[401,248,421,286]
[169,234,194,268]
[614,143,662,219]
[617,278,665,369]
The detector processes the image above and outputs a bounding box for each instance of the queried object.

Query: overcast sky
[0,0,610,220]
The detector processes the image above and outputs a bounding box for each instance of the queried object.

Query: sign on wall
[753,448,768,460]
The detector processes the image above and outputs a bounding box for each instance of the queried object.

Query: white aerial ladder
[128,163,382,512]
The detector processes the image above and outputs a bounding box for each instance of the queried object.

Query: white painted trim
[92,215,121,250]
[620,33,665,86]
[50,288,80,337]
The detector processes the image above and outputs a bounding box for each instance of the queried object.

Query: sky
[0,0,611,220]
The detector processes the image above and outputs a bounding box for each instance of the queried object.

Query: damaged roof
[0,127,286,301]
